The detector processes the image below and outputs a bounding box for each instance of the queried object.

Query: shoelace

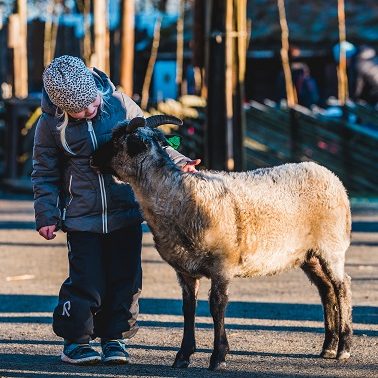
[103,340,127,354]
[65,343,95,356]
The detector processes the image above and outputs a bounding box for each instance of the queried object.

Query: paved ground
[0,191,377,377]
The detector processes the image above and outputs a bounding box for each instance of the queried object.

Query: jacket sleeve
[121,93,144,120]
[164,146,192,168]
[31,115,62,231]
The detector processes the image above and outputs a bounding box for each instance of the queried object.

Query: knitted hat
[43,55,98,113]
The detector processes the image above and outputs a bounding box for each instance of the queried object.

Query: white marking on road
[5,274,35,281]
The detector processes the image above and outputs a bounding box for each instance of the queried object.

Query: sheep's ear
[91,140,116,174]
[126,134,148,157]
[112,120,129,141]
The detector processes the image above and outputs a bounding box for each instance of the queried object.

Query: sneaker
[101,339,130,364]
[61,342,101,365]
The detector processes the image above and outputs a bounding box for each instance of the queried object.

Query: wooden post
[141,16,162,110]
[337,0,349,105]
[277,0,296,108]
[43,1,59,67]
[205,0,227,170]
[232,0,247,171]
[93,0,109,73]
[120,0,135,96]
[205,0,247,171]
[225,0,234,170]
[8,0,28,99]
[176,0,185,96]
[83,0,92,65]
[192,0,205,95]
[18,0,28,99]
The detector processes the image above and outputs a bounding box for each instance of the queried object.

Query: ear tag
[166,135,181,150]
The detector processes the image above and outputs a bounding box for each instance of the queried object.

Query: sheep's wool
[43,55,98,113]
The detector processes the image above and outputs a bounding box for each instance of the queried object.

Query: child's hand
[38,225,57,240]
[182,159,201,173]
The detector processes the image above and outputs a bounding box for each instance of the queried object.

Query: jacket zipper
[88,120,108,233]
[62,174,73,221]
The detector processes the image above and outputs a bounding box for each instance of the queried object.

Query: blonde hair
[57,88,111,154]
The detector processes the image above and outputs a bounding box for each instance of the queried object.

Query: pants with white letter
[52,225,142,343]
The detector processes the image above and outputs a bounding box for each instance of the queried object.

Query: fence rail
[1,96,377,195]
[245,101,378,194]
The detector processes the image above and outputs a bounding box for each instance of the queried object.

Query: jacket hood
[41,67,115,116]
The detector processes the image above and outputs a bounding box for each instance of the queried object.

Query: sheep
[91,115,352,370]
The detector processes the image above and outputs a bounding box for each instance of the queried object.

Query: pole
[9,0,28,98]
[337,0,349,105]
[192,0,205,96]
[176,0,185,96]
[44,0,59,67]
[232,0,247,171]
[120,0,135,96]
[277,0,296,108]
[141,16,162,110]
[205,0,227,170]
[225,0,234,171]
[93,0,108,73]
[83,0,92,65]
[18,0,28,99]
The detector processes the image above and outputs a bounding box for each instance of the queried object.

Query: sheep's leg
[302,256,340,358]
[209,277,230,371]
[318,256,353,360]
[172,273,199,368]
[333,273,352,360]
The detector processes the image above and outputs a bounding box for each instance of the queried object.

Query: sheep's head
[91,115,183,179]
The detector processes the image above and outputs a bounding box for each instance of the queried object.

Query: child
[32,55,199,365]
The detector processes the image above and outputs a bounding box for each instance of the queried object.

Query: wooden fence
[245,101,378,195]
[1,95,377,196]
[157,98,378,195]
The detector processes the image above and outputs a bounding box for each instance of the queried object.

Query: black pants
[53,225,142,343]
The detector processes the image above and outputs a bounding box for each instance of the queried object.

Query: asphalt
[0,191,377,377]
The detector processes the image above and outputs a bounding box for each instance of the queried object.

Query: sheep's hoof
[209,360,227,371]
[172,358,190,369]
[337,350,351,360]
[320,349,337,359]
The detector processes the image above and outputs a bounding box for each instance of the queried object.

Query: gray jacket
[32,68,189,233]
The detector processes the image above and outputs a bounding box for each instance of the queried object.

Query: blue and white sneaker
[61,342,101,365]
[101,339,130,364]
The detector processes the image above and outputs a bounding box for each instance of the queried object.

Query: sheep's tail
[345,200,352,242]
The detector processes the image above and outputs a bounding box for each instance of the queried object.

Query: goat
[91,115,352,370]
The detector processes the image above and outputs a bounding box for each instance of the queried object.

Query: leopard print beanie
[43,55,98,113]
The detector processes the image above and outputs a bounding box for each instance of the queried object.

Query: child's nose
[86,105,95,114]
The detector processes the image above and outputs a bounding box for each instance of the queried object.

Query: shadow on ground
[0,352,377,378]
[0,294,376,335]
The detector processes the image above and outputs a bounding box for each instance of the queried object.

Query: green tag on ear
[166,135,181,150]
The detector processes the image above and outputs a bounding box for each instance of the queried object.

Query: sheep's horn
[126,117,147,133]
[146,115,183,128]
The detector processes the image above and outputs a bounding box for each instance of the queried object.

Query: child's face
[68,94,101,120]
